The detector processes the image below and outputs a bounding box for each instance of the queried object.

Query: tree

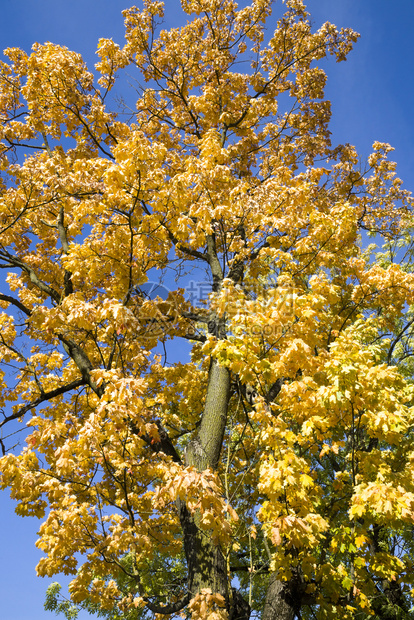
[1,0,414,618]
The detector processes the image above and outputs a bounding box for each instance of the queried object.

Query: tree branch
[0,378,86,432]
[0,293,31,316]
[206,234,224,292]
[58,335,103,396]
[0,250,61,303]
[166,226,209,262]
[143,592,191,615]
[130,420,182,464]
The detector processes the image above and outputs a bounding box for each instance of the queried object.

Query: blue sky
[1,1,414,618]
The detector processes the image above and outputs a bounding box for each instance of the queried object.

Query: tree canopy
[1,1,414,619]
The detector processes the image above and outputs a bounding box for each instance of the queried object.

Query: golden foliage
[0,1,413,618]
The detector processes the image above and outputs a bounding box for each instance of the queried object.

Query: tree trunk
[194,358,230,470]
[179,500,228,597]
[262,576,299,620]
[231,588,251,620]
[181,357,231,603]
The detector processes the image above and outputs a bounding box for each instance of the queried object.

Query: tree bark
[262,575,299,620]
[231,588,251,620]
[181,356,231,603]
[179,499,228,598]
[191,358,230,470]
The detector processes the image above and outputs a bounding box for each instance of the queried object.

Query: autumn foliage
[1,1,414,619]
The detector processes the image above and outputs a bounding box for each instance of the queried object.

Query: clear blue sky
[1,1,414,618]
